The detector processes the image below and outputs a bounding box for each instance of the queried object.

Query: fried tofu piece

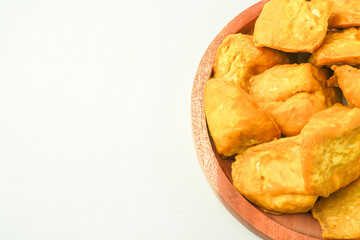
[232,138,318,214]
[253,0,333,53]
[312,178,360,239]
[249,63,341,136]
[212,33,290,93]
[329,0,360,28]
[257,93,326,137]
[309,27,360,67]
[329,65,360,107]
[204,78,280,157]
[300,105,360,197]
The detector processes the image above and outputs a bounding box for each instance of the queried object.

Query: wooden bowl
[191,1,324,239]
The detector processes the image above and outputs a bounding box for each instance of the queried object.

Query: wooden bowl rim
[191,1,321,239]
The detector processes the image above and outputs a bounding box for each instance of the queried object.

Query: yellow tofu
[330,65,360,107]
[232,137,317,214]
[213,33,290,93]
[249,63,341,136]
[329,0,360,28]
[300,105,360,197]
[204,78,280,157]
[309,27,360,67]
[253,0,333,53]
[312,178,360,239]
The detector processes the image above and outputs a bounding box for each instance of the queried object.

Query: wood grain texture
[191,0,323,239]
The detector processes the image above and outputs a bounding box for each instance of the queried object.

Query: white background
[0,0,260,239]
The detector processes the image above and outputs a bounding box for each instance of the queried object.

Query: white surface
[0,1,261,239]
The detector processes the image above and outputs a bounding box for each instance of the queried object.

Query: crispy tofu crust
[330,65,360,107]
[300,105,360,197]
[232,138,317,214]
[249,63,341,136]
[212,33,290,93]
[329,0,360,28]
[204,78,281,157]
[312,178,360,239]
[309,27,360,67]
[253,0,333,53]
